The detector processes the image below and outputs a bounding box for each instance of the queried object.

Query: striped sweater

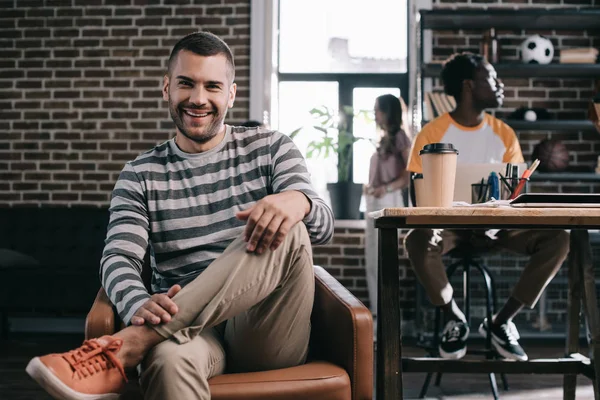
[101,125,335,324]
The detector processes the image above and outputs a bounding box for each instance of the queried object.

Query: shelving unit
[422,63,600,79]
[504,120,597,132]
[415,7,600,137]
[419,8,600,30]
[420,119,598,133]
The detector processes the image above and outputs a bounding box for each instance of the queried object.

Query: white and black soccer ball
[520,34,554,64]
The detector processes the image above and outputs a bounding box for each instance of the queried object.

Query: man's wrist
[294,190,312,216]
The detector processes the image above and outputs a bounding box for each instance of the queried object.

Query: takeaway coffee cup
[419,143,459,207]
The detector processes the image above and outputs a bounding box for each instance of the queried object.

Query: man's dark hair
[167,31,235,82]
[441,52,486,100]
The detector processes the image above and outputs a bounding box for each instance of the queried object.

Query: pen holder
[500,176,529,200]
[471,182,490,204]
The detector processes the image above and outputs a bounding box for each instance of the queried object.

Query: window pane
[279,0,407,74]
[278,81,339,205]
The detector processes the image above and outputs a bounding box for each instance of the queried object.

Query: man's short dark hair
[441,52,486,100]
[167,31,235,83]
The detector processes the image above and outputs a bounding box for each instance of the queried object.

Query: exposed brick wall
[0,0,250,206]
[314,227,414,320]
[430,0,600,194]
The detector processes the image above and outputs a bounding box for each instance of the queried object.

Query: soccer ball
[520,35,554,64]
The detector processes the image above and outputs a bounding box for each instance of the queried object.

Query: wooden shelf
[422,63,600,79]
[507,120,596,132]
[420,8,600,30]
[420,120,596,133]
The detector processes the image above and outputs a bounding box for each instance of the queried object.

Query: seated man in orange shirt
[405,52,569,361]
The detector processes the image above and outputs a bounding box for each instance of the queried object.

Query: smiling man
[26,32,334,400]
[405,52,569,362]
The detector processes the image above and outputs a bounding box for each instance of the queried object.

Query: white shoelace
[497,322,519,345]
[443,320,463,342]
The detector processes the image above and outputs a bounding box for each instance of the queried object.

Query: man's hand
[236,191,310,254]
[130,284,181,326]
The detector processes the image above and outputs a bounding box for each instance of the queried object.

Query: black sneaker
[439,320,469,359]
[479,318,528,361]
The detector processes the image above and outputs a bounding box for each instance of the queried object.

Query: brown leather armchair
[85,265,373,400]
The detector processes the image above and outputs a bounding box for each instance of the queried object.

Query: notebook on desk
[509,193,600,208]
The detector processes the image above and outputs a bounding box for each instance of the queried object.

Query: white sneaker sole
[438,345,467,360]
[26,357,120,400]
[478,325,529,362]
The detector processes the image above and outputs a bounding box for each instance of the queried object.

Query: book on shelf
[559,47,599,64]
[423,91,456,123]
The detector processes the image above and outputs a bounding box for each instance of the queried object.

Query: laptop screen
[454,163,527,203]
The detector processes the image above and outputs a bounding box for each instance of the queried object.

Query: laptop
[454,163,528,203]
[510,193,600,208]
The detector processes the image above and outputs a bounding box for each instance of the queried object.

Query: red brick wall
[0,0,250,205]
[431,0,600,184]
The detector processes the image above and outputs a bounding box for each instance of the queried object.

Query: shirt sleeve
[269,132,335,245]
[100,162,151,325]
[406,127,434,174]
[500,126,525,164]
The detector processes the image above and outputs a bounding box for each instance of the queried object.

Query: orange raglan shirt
[407,112,525,174]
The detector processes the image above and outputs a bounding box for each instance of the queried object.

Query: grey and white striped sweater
[100,125,335,324]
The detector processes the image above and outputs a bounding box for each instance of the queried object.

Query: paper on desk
[452,200,506,239]
[452,199,512,208]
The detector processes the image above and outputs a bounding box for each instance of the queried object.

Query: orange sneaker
[26,335,127,400]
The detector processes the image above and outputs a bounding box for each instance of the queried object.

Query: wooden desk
[372,207,600,400]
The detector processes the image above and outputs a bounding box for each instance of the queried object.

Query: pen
[509,159,541,200]
[498,172,512,193]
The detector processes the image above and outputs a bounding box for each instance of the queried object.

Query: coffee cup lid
[413,173,423,179]
[419,143,459,155]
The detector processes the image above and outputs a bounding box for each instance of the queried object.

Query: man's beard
[169,99,226,144]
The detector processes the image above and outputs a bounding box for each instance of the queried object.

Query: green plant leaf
[288,126,303,140]
[301,104,374,182]
[312,126,328,135]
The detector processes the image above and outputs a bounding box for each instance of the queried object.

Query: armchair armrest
[311,265,373,400]
[85,288,117,340]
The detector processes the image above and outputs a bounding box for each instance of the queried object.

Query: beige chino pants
[404,229,570,308]
[139,223,314,400]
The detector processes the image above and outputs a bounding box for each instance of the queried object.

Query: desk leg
[377,228,402,400]
[565,230,583,400]
[574,230,600,400]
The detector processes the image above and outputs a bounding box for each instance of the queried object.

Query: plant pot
[327,182,364,220]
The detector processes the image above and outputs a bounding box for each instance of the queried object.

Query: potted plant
[291,105,372,220]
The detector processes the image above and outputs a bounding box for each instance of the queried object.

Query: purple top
[368,129,411,188]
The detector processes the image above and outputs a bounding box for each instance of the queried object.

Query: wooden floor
[0,334,595,399]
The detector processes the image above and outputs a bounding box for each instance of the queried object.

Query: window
[278,81,339,194]
[252,0,409,209]
[279,0,407,74]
